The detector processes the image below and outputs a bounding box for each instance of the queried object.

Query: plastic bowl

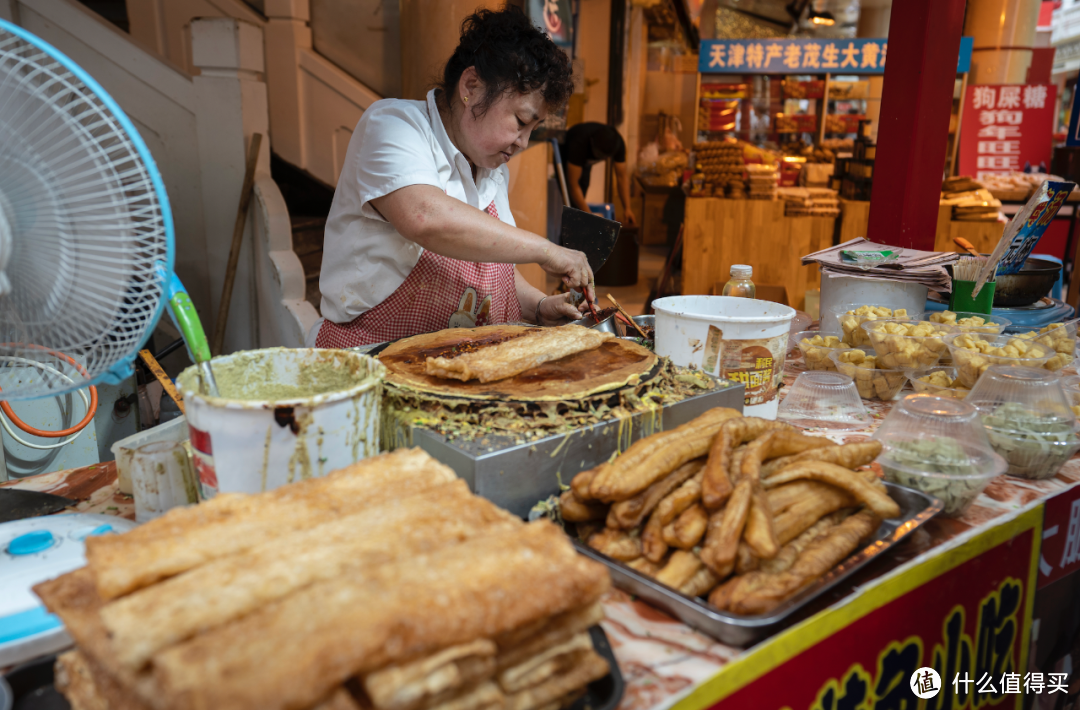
[928,311,1012,334]
[860,319,953,370]
[792,331,845,371]
[776,371,872,431]
[1007,319,1079,371]
[1060,375,1080,418]
[873,394,1006,516]
[905,366,970,399]
[827,348,908,401]
[826,302,921,347]
[967,365,1080,480]
[944,332,1054,389]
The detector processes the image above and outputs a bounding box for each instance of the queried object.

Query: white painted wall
[127,0,382,188]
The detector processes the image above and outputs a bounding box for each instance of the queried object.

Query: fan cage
[0,20,174,401]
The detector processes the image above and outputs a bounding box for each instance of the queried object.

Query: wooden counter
[839,199,1006,253]
[682,197,834,309]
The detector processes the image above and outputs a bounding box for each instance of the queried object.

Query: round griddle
[380,325,659,402]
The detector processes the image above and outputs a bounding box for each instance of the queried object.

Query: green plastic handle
[165,271,212,364]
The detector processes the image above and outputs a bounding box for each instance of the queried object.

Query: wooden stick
[139,349,184,415]
[607,293,648,338]
[212,132,263,356]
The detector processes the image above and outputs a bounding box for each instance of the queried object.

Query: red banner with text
[1038,483,1080,589]
[958,84,1056,180]
[675,507,1043,710]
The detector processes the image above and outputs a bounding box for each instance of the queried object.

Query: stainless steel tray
[409,380,745,517]
[573,483,942,647]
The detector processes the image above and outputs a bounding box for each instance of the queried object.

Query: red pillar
[866,0,967,250]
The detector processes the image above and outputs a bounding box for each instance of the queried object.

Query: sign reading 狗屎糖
[958,84,1057,180]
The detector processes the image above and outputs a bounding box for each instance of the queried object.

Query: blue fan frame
[0,18,177,387]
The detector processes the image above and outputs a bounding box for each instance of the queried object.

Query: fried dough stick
[589,408,741,502]
[721,510,880,615]
[709,512,848,610]
[743,493,779,559]
[764,462,901,519]
[699,478,752,576]
[586,528,641,561]
[701,419,790,510]
[641,508,668,563]
[655,550,705,589]
[559,490,607,523]
[652,472,704,528]
[662,504,708,549]
[760,441,883,480]
[570,468,599,501]
[607,458,705,529]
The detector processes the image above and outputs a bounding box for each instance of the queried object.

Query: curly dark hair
[438,7,574,115]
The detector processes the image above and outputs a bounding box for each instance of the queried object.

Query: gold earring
[463,96,468,103]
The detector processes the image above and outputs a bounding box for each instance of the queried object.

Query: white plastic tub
[653,296,795,418]
[176,348,384,497]
[819,275,928,334]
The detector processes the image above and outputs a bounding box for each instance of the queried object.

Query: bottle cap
[731,264,752,278]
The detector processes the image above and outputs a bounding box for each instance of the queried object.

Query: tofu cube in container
[860,319,953,370]
[828,348,908,401]
[943,333,1054,389]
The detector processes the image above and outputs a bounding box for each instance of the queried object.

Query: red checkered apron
[315,201,522,348]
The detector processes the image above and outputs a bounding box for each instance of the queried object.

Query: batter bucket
[653,296,795,418]
[176,348,384,498]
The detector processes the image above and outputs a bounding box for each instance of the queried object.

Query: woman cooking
[311,8,595,348]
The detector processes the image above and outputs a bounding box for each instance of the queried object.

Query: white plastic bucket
[653,296,796,418]
[176,348,384,497]
[819,275,928,334]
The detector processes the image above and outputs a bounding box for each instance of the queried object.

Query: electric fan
[0,18,217,420]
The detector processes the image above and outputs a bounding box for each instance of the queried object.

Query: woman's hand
[537,292,584,326]
[540,244,595,302]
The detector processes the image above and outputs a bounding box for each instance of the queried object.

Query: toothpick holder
[949,280,996,315]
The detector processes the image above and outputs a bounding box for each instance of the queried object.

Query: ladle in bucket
[164,271,220,397]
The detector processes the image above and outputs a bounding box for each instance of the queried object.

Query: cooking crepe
[150,521,610,710]
[86,448,456,600]
[424,326,614,383]
[380,325,658,402]
[102,480,519,671]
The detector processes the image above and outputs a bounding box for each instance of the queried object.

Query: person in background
[560,122,637,226]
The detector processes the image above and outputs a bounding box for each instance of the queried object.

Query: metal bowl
[616,315,654,339]
[993,258,1061,307]
[571,312,618,334]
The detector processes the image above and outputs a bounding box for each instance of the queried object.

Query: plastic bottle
[722,265,756,298]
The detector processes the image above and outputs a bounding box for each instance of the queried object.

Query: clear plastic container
[826,302,920,347]
[777,371,872,431]
[943,332,1054,389]
[792,330,845,371]
[1005,319,1079,372]
[928,311,1012,334]
[967,365,1080,480]
[1060,375,1080,418]
[827,348,908,401]
[905,366,970,399]
[722,265,756,298]
[873,394,1006,516]
[860,319,953,370]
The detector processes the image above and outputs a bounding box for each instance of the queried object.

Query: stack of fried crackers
[35,449,612,710]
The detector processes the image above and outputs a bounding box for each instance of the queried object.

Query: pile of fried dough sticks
[560,408,901,615]
[35,449,613,710]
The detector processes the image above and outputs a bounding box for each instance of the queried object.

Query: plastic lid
[872,394,999,473]
[776,371,871,431]
[730,264,752,278]
[967,365,1079,433]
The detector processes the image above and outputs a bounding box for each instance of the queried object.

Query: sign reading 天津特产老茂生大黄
[671,506,1042,710]
[697,37,973,75]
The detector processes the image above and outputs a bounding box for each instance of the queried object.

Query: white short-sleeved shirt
[318,89,515,325]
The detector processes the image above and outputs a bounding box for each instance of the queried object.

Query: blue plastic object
[0,607,62,644]
[7,530,55,555]
[923,298,1075,328]
[588,203,615,220]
